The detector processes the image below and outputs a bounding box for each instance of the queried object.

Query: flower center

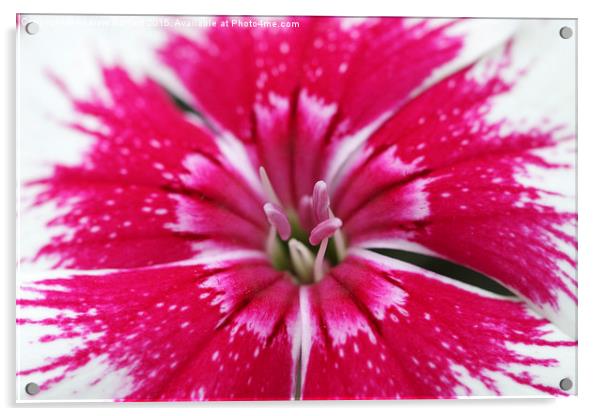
[259,167,346,285]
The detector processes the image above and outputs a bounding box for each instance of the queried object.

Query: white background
[2,0,601,415]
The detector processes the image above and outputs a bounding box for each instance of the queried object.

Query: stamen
[259,166,282,206]
[288,239,315,283]
[310,217,343,282]
[314,239,329,283]
[309,217,342,246]
[261,176,347,284]
[312,180,330,223]
[264,203,292,240]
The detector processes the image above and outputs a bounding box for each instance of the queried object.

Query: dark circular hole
[559,26,573,39]
[559,377,573,391]
[25,382,40,396]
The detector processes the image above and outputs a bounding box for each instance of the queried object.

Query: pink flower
[18,17,576,401]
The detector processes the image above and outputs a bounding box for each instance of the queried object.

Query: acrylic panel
[16,15,577,402]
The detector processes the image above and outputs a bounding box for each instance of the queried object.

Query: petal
[22,66,267,270]
[295,18,513,200]
[300,250,575,399]
[337,21,576,336]
[17,256,300,401]
[160,17,313,206]
[18,15,192,184]
[311,18,519,198]
[160,17,518,205]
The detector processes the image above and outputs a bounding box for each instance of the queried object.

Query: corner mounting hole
[559,26,573,39]
[559,377,573,391]
[25,382,40,396]
[25,21,39,35]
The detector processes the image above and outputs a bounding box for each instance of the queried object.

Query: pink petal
[298,194,315,230]
[300,19,462,136]
[160,18,473,206]
[18,258,300,401]
[292,17,465,201]
[25,66,267,269]
[180,152,266,227]
[300,250,575,399]
[159,17,310,143]
[167,194,268,250]
[294,18,514,200]
[160,17,313,206]
[68,67,219,187]
[337,41,576,335]
[29,182,193,269]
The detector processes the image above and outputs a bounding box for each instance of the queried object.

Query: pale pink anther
[259,166,282,206]
[309,217,343,246]
[312,180,330,223]
[263,203,291,240]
